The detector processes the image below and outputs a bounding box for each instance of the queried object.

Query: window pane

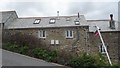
[70,31,73,37]
[43,31,45,37]
[75,21,80,25]
[34,19,41,24]
[100,45,103,52]
[102,46,105,53]
[40,31,42,37]
[66,31,69,37]
[49,19,56,24]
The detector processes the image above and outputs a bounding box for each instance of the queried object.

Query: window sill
[66,37,73,39]
[101,52,106,54]
[39,37,46,39]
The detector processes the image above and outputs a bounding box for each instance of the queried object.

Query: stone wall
[89,32,119,63]
[3,27,119,63]
[3,26,88,51]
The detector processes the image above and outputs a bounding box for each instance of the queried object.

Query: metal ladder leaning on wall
[95,26,112,66]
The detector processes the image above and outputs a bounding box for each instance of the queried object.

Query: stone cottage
[0,11,119,63]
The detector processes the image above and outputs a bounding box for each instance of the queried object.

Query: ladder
[95,26,112,66]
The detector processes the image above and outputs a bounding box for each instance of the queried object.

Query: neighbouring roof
[5,15,88,29]
[0,11,16,23]
[87,20,119,32]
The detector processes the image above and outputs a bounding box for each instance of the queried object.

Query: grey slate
[87,20,119,32]
[5,15,88,29]
[1,11,119,32]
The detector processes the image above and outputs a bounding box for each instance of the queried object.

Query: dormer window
[34,19,41,24]
[74,21,80,25]
[49,19,56,24]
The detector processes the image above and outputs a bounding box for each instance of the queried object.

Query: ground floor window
[99,45,106,54]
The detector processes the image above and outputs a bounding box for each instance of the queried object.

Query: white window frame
[38,30,46,38]
[99,45,106,54]
[65,30,73,38]
[34,19,41,24]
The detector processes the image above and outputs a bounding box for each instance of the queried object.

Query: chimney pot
[78,12,79,18]
[110,14,113,20]
[109,14,115,29]
[57,11,59,19]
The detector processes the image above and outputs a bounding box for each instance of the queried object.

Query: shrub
[67,53,98,68]
[19,46,29,55]
[3,42,29,55]
[32,48,57,62]
[3,42,19,52]
[93,53,107,66]
[3,31,43,48]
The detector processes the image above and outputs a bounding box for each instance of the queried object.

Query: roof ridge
[18,15,84,19]
[87,19,110,21]
[0,10,16,13]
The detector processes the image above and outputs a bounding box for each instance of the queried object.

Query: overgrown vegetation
[2,31,120,68]
[3,42,120,68]
[3,42,29,55]
[32,48,57,62]
[66,53,107,68]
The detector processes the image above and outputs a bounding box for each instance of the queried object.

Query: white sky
[0,0,119,20]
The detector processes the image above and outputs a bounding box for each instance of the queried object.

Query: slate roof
[87,20,119,32]
[5,15,88,29]
[1,11,119,32]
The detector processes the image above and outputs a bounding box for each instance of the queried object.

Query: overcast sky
[0,0,119,20]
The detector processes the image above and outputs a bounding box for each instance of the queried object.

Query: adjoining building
[1,11,119,63]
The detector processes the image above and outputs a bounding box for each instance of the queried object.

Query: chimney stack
[110,14,113,20]
[57,11,59,19]
[78,12,80,18]
[109,14,115,29]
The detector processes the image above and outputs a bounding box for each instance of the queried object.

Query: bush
[19,46,29,55]
[3,42,29,55]
[32,48,57,62]
[3,31,43,48]
[3,42,19,52]
[67,53,98,68]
